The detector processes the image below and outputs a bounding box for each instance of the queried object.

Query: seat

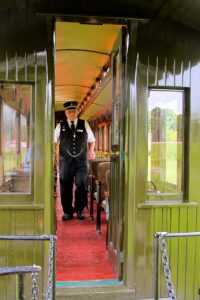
[88,158,110,219]
[95,161,110,234]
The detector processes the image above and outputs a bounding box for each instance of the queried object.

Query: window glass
[147,90,184,197]
[0,84,32,193]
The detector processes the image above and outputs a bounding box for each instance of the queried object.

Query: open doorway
[54,20,125,285]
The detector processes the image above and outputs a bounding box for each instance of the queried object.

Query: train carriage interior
[1,1,200,299]
[54,21,123,283]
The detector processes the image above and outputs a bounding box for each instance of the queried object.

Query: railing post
[154,233,160,300]
[52,238,56,300]
[17,273,25,300]
[0,235,56,299]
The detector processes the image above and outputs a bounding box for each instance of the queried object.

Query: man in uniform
[54,101,95,220]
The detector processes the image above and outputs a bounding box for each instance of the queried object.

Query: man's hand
[88,141,95,159]
[88,150,96,160]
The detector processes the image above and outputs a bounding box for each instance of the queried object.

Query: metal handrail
[0,265,41,300]
[0,265,41,276]
[0,234,57,241]
[154,231,200,300]
[0,234,57,300]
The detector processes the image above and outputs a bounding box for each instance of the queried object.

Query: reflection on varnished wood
[0,170,30,193]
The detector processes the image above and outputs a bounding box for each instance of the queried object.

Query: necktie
[71,121,75,132]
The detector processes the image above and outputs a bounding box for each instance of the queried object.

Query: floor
[55,187,116,282]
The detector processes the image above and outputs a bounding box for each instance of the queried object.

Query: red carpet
[55,189,116,281]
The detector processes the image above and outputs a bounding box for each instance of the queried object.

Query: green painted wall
[124,18,200,299]
[0,3,200,299]
[0,7,55,297]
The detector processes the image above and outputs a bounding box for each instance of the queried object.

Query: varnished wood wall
[0,7,54,298]
[125,19,200,299]
[1,3,200,299]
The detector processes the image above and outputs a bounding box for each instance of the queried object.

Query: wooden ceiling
[55,22,122,119]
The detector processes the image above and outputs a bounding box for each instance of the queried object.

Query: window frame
[146,86,190,203]
[0,81,35,204]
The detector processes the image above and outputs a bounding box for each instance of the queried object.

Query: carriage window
[147,89,185,200]
[103,125,108,151]
[99,127,103,152]
[0,84,32,193]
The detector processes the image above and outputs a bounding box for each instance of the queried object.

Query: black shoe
[77,211,85,220]
[62,213,73,221]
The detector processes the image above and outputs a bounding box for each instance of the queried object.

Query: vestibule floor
[55,191,116,282]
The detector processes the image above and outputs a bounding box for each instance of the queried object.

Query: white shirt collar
[67,118,78,127]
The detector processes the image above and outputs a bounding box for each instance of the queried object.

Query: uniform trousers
[59,156,88,214]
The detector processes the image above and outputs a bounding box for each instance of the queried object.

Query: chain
[31,266,39,300]
[67,148,83,158]
[159,235,177,300]
[46,237,54,300]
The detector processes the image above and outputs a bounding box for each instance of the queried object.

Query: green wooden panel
[165,58,175,86]
[0,212,17,296]
[185,207,197,299]
[15,211,35,266]
[194,206,200,299]
[136,57,148,207]
[0,210,9,235]
[153,208,163,298]
[21,210,44,294]
[0,6,52,300]
[34,210,46,294]
[0,276,9,300]
[0,209,45,298]
[7,210,17,233]
[7,212,17,269]
[0,208,11,298]
[6,276,16,299]
[133,16,200,300]
[160,207,171,298]
[134,208,145,297]
[169,207,179,294]
[144,208,154,298]
[153,207,163,232]
[177,207,187,299]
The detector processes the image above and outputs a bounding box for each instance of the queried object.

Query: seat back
[88,158,110,219]
[89,158,109,178]
[88,158,110,194]
[97,162,110,199]
[106,169,110,194]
